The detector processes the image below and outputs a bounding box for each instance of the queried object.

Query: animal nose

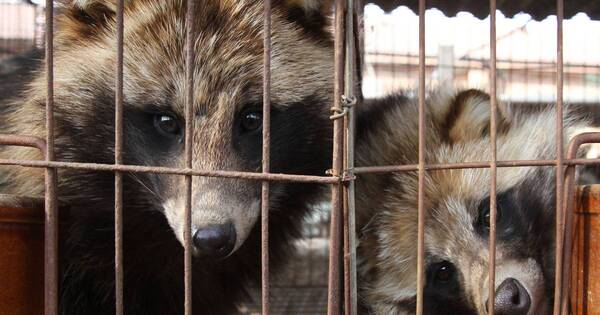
[192,222,236,259]
[486,278,531,315]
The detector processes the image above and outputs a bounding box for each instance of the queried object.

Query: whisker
[127,172,164,204]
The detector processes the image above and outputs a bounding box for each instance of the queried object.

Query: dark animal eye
[154,114,181,137]
[241,110,262,132]
[480,203,502,229]
[433,261,455,283]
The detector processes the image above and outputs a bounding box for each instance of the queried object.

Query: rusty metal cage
[0,0,600,314]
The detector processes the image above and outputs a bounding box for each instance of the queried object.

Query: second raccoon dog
[0,0,334,314]
[355,89,587,315]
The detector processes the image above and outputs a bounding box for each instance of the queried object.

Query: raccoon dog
[0,0,334,314]
[355,89,587,315]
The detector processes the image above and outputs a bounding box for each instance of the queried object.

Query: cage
[1,0,600,314]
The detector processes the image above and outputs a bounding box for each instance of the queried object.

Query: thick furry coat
[355,89,588,314]
[0,0,334,314]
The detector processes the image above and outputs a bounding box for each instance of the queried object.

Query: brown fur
[355,89,588,314]
[0,0,334,314]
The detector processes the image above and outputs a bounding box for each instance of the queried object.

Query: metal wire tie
[341,169,356,182]
[329,95,357,120]
[341,95,357,108]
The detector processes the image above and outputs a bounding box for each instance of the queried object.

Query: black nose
[488,278,531,315]
[192,223,236,259]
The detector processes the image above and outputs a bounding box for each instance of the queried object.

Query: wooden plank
[571,185,600,315]
[0,195,45,315]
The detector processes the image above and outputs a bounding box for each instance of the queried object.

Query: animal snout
[487,278,531,315]
[193,222,236,259]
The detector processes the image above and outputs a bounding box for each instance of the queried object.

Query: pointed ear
[440,89,511,143]
[281,0,334,39]
[56,0,118,44]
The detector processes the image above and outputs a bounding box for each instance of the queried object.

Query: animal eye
[433,261,455,283]
[480,203,502,229]
[241,110,263,132]
[154,114,182,138]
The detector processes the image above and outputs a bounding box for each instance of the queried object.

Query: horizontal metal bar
[0,159,338,183]
[0,135,47,156]
[4,158,600,178]
[355,158,600,173]
[367,52,600,70]
[0,135,335,183]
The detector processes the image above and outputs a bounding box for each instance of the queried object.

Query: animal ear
[55,0,118,44]
[441,89,511,143]
[281,0,334,38]
[70,0,118,11]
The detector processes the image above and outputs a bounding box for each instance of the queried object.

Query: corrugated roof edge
[367,0,600,20]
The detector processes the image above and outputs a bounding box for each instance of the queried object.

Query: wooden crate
[2,185,600,314]
[571,185,600,314]
[0,194,45,315]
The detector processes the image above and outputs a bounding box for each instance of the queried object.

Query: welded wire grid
[0,0,599,314]
[353,1,592,315]
[0,0,344,314]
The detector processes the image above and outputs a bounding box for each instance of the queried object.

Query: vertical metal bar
[487,1,498,314]
[343,0,357,314]
[327,0,345,314]
[183,1,196,314]
[261,0,272,314]
[561,160,576,314]
[114,0,125,314]
[32,4,38,47]
[553,0,565,314]
[43,1,58,314]
[416,0,426,314]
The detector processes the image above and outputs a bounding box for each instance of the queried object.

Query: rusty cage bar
[114,0,124,314]
[488,0,499,314]
[352,0,592,315]
[43,0,58,314]
[0,0,598,314]
[262,0,273,313]
[554,0,566,313]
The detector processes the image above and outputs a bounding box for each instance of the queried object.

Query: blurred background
[363,5,600,104]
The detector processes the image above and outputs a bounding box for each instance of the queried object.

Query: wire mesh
[358,0,587,314]
[0,0,599,314]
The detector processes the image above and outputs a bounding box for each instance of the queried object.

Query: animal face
[357,90,587,314]
[373,167,554,315]
[7,0,333,258]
